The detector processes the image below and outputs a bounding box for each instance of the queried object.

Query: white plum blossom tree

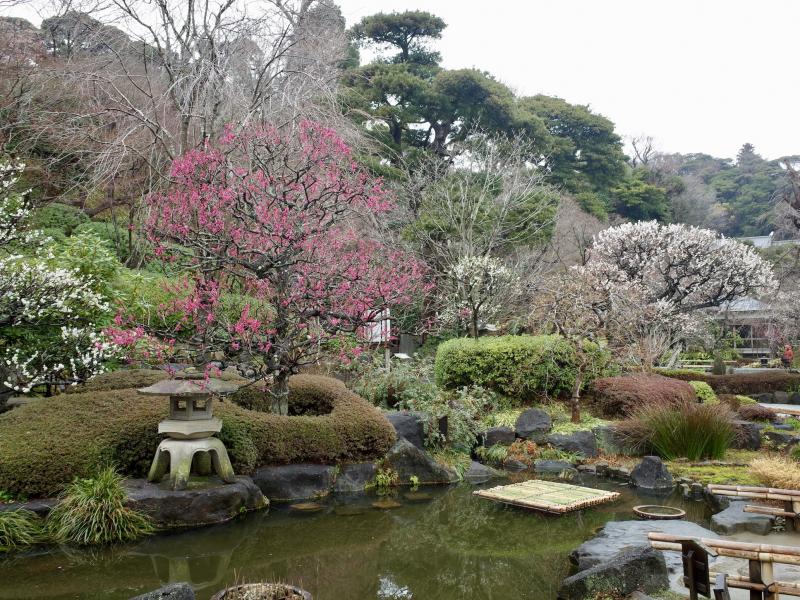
[0,158,114,395]
[583,221,777,313]
[439,255,520,338]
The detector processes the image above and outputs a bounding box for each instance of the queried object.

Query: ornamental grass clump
[47,467,153,546]
[0,509,42,553]
[751,457,800,490]
[617,400,735,461]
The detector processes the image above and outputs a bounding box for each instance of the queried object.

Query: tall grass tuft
[617,400,735,461]
[0,509,42,553]
[47,466,153,546]
[751,457,800,490]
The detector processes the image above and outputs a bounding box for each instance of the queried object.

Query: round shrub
[434,334,612,402]
[737,404,777,422]
[588,374,697,418]
[64,368,169,394]
[0,375,395,497]
[689,381,718,404]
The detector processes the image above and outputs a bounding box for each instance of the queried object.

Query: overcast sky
[337,0,800,161]
[5,0,798,160]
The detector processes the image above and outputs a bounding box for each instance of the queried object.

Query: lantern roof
[137,376,241,397]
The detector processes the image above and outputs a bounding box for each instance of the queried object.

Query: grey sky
[337,0,800,161]
[5,0,798,160]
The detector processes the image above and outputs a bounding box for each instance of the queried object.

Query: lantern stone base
[149,437,236,491]
[158,418,222,440]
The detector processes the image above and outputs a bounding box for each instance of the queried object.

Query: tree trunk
[570,369,583,424]
[270,372,290,416]
[470,309,480,339]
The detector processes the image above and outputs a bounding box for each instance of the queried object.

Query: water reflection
[0,477,711,600]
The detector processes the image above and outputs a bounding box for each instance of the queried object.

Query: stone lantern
[139,373,240,490]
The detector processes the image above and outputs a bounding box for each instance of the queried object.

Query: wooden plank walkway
[474,479,621,514]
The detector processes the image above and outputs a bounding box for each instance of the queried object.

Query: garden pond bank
[0,477,711,600]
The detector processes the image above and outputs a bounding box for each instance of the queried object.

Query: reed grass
[0,509,42,553]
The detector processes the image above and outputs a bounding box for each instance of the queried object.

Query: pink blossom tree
[115,121,429,414]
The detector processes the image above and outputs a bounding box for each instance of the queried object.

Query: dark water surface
[0,477,710,600]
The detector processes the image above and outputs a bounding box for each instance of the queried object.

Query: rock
[763,430,800,448]
[557,546,668,600]
[0,498,57,518]
[383,410,427,449]
[594,461,609,476]
[772,424,794,431]
[514,408,552,441]
[482,426,516,447]
[333,462,377,493]
[570,519,717,573]
[594,425,627,455]
[775,391,790,403]
[789,392,800,405]
[252,464,336,502]
[545,431,599,458]
[463,461,505,484]
[577,464,596,475]
[606,466,631,481]
[711,500,775,535]
[690,482,704,500]
[534,460,577,476]
[629,456,674,491]
[732,420,762,450]
[704,489,735,512]
[124,476,267,527]
[502,458,529,472]
[129,583,195,600]
[753,392,775,403]
[382,438,459,484]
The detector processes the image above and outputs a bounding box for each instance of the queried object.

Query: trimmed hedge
[655,369,800,395]
[0,374,395,498]
[588,374,697,418]
[689,381,718,404]
[434,334,611,402]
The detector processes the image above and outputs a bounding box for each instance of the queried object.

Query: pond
[0,476,710,600]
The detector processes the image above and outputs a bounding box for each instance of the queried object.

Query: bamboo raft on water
[473,479,621,514]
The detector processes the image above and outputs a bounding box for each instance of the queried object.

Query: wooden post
[686,549,699,600]
[713,574,731,600]
[792,500,800,532]
[762,559,777,600]
[749,559,765,600]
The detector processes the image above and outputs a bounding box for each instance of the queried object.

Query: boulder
[383,410,427,449]
[711,500,774,535]
[124,476,267,527]
[0,498,57,518]
[732,420,762,450]
[482,426,516,447]
[463,461,505,484]
[534,460,577,476]
[130,584,195,600]
[514,408,552,441]
[558,546,668,600]
[753,392,775,403]
[333,462,377,493]
[789,392,800,405]
[763,430,800,448]
[545,431,599,458]
[774,391,790,404]
[502,458,530,472]
[629,456,674,491]
[382,438,459,484]
[252,464,336,502]
[594,425,628,455]
[570,519,716,573]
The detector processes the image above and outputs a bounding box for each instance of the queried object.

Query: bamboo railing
[648,532,800,600]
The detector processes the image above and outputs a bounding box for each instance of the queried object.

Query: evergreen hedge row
[0,373,395,498]
[434,334,612,402]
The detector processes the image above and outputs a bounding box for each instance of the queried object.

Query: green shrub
[434,335,611,402]
[689,381,718,404]
[0,375,395,497]
[29,203,89,235]
[0,510,42,553]
[47,467,153,546]
[711,354,727,375]
[46,232,121,293]
[617,401,735,461]
[655,369,800,395]
[349,354,438,409]
[74,221,133,262]
[736,395,757,406]
[588,374,697,418]
[65,368,169,394]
